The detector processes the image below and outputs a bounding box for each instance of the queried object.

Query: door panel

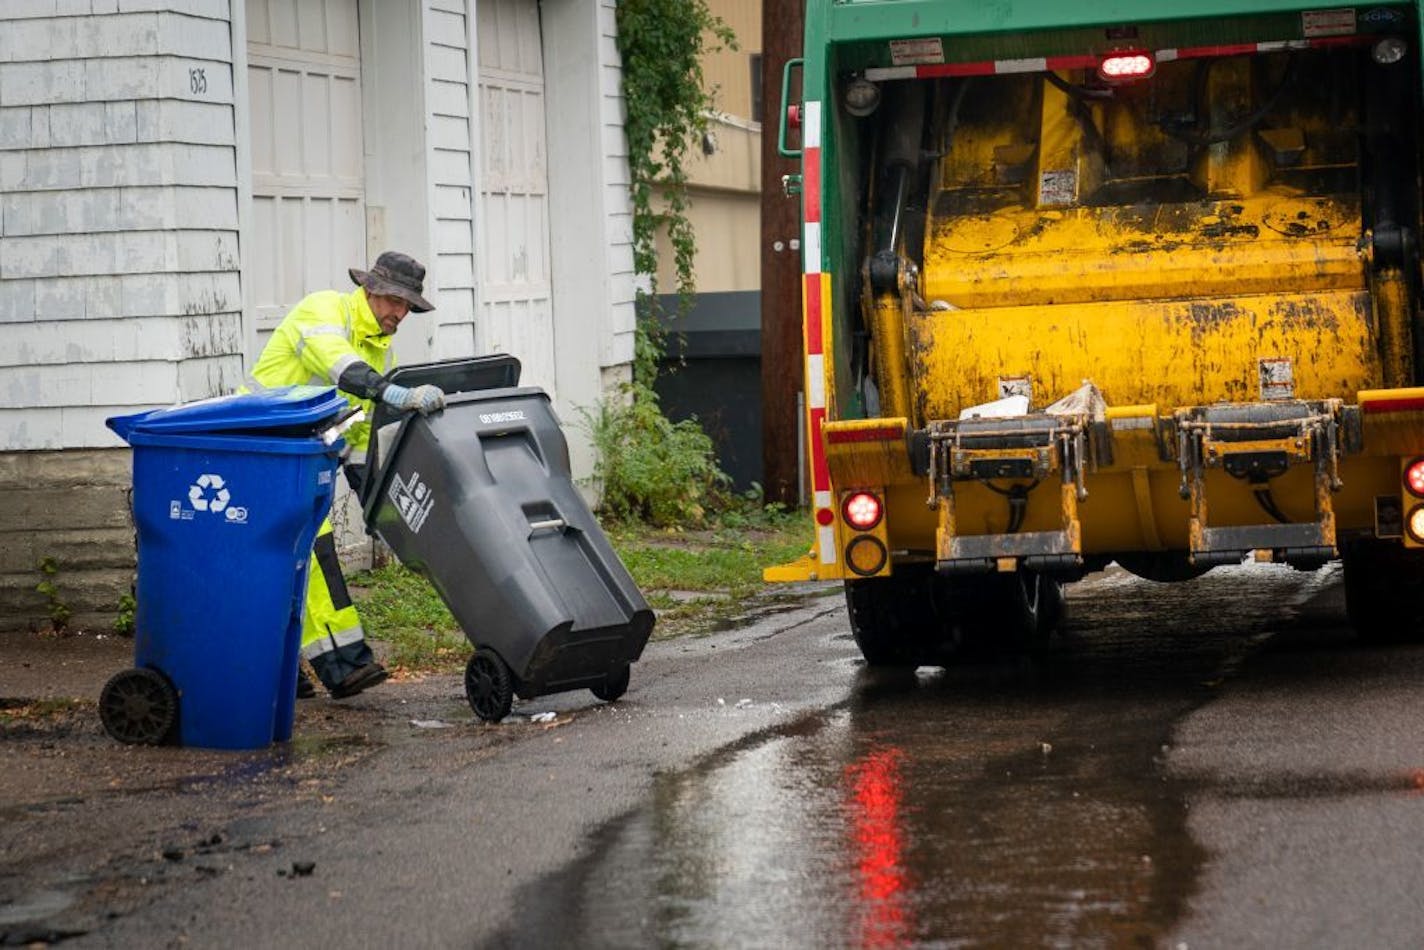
[478,0,556,395]
[246,0,365,343]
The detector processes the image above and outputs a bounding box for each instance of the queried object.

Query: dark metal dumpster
[359,355,655,721]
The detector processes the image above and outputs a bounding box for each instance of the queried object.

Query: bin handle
[778,58,805,159]
[528,518,566,533]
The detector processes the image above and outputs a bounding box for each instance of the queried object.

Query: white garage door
[246,0,365,344]
[478,0,557,394]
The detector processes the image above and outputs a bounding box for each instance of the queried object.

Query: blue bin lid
[107,386,350,443]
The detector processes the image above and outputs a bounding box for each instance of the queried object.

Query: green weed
[347,563,467,675]
[35,557,71,631]
[581,382,729,527]
[114,593,136,635]
[351,507,813,672]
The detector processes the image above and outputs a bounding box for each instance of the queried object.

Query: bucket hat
[349,251,434,313]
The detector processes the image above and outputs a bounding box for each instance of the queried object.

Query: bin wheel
[99,668,177,745]
[464,649,513,723]
[591,665,631,703]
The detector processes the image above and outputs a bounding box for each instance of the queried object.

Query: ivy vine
[616,0,737,384]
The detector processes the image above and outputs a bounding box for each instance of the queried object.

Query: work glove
[381,383,446,415]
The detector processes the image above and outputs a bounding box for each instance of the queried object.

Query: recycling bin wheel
[100,668,178,745]
[590,665,631,703]
[464,648,513,723]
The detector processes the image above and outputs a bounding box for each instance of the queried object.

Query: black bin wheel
[464,648,513,723]
[100,668,177,745]
[590,665,630,703]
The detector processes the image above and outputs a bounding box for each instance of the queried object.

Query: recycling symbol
[188,473,231,513]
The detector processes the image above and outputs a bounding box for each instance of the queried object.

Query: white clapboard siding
[597,0,638,370]
[0,7,244,450]
[427,0,479,359]
[245,0,365,348]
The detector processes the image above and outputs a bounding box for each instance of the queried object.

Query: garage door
[478,0,556,393]
[246,0,365,343]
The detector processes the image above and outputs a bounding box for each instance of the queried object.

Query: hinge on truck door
[1172,400,1348,566]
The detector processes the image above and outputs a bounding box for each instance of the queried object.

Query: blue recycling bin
[103,386,350,750]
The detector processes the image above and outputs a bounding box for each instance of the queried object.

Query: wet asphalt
[37,563,1424,948]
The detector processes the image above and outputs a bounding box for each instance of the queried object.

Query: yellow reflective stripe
[301,624,366,659]
[294,325,346,356]
[300,324,348,338]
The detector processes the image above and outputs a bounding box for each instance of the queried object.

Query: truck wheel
[1343,539,1424,643]
[591,665,631,703]
[845,565,942,666]
[952,569,1062,651]
[99,668,177,745]
[464,648,514,722]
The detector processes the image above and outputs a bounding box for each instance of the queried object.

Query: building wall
[543,0,638,480]
[651,0,764,489]
[0,0,637,632]
[0,4,244,448]
[426,0,480,359]
[0,2,243,630]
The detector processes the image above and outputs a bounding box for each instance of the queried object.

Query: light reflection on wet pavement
[496,564,1337,948]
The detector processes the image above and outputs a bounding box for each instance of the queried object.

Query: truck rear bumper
[765,388,1424,582]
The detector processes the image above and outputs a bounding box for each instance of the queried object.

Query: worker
[247,251,445,699]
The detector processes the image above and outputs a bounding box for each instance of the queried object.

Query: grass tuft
[350,505,814,672]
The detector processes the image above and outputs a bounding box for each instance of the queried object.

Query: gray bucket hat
[349,251,434,313]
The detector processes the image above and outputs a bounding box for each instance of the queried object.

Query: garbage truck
[767,0,1424,662]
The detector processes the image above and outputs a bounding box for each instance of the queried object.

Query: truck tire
[952,569,1063,651]
[844,564,944,666]
[1342,539,1424,643]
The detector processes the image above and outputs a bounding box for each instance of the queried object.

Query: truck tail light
[1098,52,1155,82]
[842,491,883,530]
[1406,457,1424,497]
[846,536,888,576]
[1407,505,1424,543]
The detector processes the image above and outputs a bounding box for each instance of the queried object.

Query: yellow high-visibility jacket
[248,287,394,454]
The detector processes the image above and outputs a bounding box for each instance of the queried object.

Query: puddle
[493,565,1329,946]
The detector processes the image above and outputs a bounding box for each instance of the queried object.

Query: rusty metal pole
[760,1,806,506]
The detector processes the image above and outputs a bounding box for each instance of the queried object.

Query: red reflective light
[1098,52,1155,82]
[843,492,883,530]
[1407,457,1424,498]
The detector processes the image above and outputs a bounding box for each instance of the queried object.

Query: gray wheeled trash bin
[360,355,655,721]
